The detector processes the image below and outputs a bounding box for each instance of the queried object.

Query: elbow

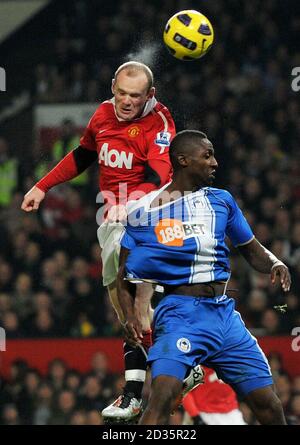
[144,163,162,187]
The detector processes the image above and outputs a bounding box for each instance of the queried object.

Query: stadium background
[0,0,299,425]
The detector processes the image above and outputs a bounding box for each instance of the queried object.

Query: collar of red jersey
[110,96,157,121]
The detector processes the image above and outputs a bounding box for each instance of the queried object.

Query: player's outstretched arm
[117,246,143,346]
[21,146,97,212]
[238,238,291,292]
[21,186,45,212]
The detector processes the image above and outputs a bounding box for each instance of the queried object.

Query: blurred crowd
[0,351,186,426]
[0,0,299,425]
[0,0,299,338]
[0,352,127,425]
[1,352,300,425]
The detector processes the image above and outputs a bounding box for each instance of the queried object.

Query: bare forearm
[238,238,283,273]
[117,275,135,321]
[117,246,143,343]
[116,247,135,321]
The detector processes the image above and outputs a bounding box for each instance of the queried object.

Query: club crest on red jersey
[128,126,140,138]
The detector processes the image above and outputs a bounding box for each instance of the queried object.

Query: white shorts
[97,222,125,286]
[199,409,246,425]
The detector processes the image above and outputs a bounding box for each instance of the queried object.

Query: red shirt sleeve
[146,106,176,161]
[37,112,98,193]
[36,151,78,193]
[132,105,175,198]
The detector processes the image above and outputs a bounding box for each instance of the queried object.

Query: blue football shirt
[121,184,254,285]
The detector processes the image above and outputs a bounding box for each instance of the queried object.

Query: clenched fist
[21,186,45,212]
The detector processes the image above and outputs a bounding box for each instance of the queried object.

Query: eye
[205,150,214,159]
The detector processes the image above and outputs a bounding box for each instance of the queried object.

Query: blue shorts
[148,294,273,397]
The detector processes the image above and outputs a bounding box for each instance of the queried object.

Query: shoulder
[126,189,158,214]
[151,102,174,126]
[154,102,173,117]
[142,103,174,140]
[154,102,171,113]
[205,187,237,208]
[93,100,114,118]
[87,100,114,130]
[205,187,231,197]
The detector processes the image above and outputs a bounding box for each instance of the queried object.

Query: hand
[123,316,143,347]
[106,204,127,223]
[271,262,291,292]
[21,186,45,212]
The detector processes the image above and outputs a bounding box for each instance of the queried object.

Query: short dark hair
[114,61,154,91]
[169,130,208,171]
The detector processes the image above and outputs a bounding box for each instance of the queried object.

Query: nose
[122,95,131,106]
[212,157,218,169]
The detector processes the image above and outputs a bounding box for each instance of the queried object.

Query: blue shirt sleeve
[120,230,137,250]
[225,192,254,247]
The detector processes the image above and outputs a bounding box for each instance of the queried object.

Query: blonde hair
[114,61,154,91]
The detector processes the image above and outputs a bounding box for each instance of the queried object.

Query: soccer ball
[163,10,214,61]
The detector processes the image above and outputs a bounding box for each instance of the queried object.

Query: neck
[167,171,205,195]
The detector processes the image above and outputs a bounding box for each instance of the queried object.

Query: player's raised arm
[238,238,291,292]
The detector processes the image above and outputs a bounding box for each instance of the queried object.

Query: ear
[111,78,115,95]
[147,87,155,99]
[177,154,188,167]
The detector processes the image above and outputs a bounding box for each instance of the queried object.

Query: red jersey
[36,97,175,206]
[183,367,238,415]
[80,98,175,204]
